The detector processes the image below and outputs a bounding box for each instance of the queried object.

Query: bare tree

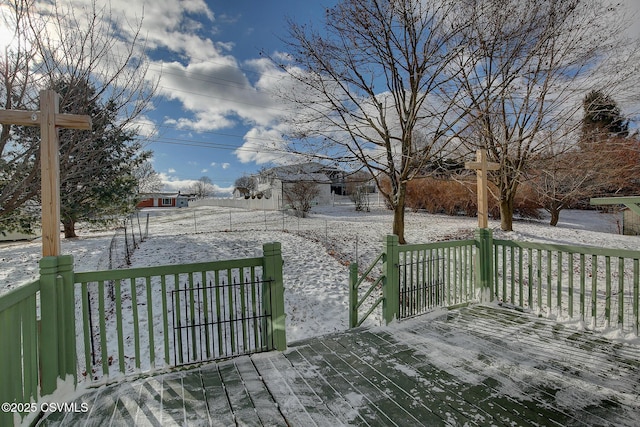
[532,133,594,226]
[134,161,163,194]
[0,0,43,231]
[191,176,215,199]
[452,0,639,231]
[534,91,640,226]
[535,137,640,226]
[283,181,320,218]
[346,171,372,212]
[234,175,256,197]
[280,0,475,243]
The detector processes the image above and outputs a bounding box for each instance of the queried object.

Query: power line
[150,136,294,157]
[133,121,292,145]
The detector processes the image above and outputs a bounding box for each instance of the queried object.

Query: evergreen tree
[58,79,148,237]
[14,78,149,237]
[581,90,629,143]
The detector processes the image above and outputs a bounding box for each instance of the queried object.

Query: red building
[136,193,189,208]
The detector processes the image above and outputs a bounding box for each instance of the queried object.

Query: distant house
[137,192,189,208]
[253,163,337,207]
[233,187,252,199]
[0,229,41,242]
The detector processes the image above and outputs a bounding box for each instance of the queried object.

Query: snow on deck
[37,304,640,426]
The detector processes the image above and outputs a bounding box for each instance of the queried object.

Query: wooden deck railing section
[493,239,640,334]
[0,278,42,426]
[0,243,285,426]
[350,231,640,335]
[350,235,479,327]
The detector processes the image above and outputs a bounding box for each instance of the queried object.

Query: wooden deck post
[349,262,359,328]
[383,235,400,324]
[475,228,494,302]
[263,242,286,351]
[466,150,499,302]
[56,255,77,381]
[39,257,60,395]
[38,254,77,394]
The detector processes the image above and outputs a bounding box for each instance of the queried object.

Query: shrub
[382,177,542,219]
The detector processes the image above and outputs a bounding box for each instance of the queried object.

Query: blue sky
[0,0,337,194]
[2,0,640,195]
[131,0,337,194]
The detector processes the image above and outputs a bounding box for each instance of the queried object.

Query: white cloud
[103,0,217,60]
[158,172,197,192]
[235,126,300,165]
[159,171,234,195]
[130,116,158,139]
[214,185,235,196]
[201,169,208,173]
[153,59,283,132]
[168,168,176,173]
[222,163,230,169]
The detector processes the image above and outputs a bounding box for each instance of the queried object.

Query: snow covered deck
[38,305,640,426]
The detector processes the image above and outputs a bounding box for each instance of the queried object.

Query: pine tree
[581,90,629,143]
[14,78,149,237]
[58,79,149,237]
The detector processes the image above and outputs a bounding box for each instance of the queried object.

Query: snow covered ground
[1,200,637,344]
[5,201,640,426]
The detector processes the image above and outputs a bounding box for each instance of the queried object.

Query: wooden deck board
[359,330,513,426]
[158,372,191,425]
[296,340,399,426]
[36,305,640,426]
[323,331,483,425]
[199,364,235,427]
[217,357,264,425]
[132,377,165,426]
[232,356,286,426]
[408,323,577,425]
[251,350,344,425]
[311,337,437,426]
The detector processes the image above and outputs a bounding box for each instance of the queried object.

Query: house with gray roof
[255,163,335,208]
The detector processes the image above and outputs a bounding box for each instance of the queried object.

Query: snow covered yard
[0,202,636,345]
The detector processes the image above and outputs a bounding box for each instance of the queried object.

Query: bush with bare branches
[384,177,541,220]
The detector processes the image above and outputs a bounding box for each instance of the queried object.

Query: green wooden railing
[0,243,284,426]
[349,252,385,328]
[0,279,40,426]
[351,231,640,336]
[76,242,285,382]
[0,256,76,427]
[350,235,478,327]
[493,239,640,334]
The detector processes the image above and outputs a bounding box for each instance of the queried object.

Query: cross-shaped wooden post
[465,149,500,229]
[0,90,92,256]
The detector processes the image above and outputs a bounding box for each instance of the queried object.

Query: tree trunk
[499,197,514,231]
[393,182,407,244]
[63,219,77,238]
[549,208,560,226]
